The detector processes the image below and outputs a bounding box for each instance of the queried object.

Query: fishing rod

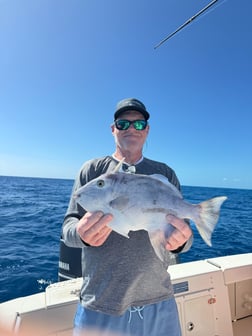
[154,0,219,49]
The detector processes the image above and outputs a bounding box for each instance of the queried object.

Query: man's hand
[76,211,113,246]
[165,215,192,251]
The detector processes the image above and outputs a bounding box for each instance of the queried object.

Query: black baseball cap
[114,98,150,121]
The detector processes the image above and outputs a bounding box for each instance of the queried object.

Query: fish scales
[74,172,227,261]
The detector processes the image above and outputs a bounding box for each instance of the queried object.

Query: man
[62,98,193,336]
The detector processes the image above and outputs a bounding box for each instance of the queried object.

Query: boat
[0,253,251,336]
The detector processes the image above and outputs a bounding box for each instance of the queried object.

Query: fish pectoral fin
[148,230,167,262]
[109,196,129,211]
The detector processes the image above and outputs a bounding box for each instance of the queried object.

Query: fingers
[165,215,192,251]
[77,211,113,246]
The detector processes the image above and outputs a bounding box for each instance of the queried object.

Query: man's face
[111,111,149,153]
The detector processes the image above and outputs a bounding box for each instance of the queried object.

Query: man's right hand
[76,211,113,246]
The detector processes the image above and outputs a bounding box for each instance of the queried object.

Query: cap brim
[114,107,149,121]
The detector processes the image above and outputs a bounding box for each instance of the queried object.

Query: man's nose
[127,123,136,130]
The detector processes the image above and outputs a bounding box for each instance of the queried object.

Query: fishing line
[154,0,226,49]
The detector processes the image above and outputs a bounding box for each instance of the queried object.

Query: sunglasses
[114,119,148,131]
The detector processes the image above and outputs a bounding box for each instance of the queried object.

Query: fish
[74,171,227,261]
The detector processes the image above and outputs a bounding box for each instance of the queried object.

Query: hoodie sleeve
[61,160,95,248]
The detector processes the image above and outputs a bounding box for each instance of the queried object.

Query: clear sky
[0,0,251,189]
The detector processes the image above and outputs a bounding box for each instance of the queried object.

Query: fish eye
[97,180,105,188]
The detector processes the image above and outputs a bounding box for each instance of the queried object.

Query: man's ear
[111,123,115,135]
[146,124,150,134]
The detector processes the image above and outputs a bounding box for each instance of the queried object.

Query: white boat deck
[0,253,251,336]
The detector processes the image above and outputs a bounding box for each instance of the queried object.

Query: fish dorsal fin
[113,157,125,173]
[150,174,183,199]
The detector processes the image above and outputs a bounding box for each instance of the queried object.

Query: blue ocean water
[0,176,251,303]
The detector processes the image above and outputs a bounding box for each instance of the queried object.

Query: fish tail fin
[194,196,227,246]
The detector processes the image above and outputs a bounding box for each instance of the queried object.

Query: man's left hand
[165,215,192,251]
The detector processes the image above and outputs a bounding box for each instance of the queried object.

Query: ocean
[0,175,251,303]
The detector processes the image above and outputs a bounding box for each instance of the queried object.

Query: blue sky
[0,0,251,189]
